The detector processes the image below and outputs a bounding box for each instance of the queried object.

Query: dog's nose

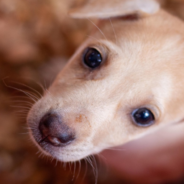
[39,113,75,147]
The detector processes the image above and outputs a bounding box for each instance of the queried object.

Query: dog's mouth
[28,109,97,162]
[31,131,96,162]
[38,132,76,147]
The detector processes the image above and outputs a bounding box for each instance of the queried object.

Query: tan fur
[27,0,184,165]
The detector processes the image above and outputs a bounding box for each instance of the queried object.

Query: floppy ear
[69,0,160,19]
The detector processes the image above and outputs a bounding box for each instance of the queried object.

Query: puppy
[27,0,184,164]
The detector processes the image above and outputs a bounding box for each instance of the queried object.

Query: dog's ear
[69,0,160,19]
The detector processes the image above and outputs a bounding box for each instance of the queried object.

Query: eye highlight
[83,48,103,69]
[132,108,155,127]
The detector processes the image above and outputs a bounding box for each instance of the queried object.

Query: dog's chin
[41,145,96,162]
[52,150,94,162]
[30,135,97,162]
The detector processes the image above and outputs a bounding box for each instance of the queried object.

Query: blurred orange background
[1,1,184,184]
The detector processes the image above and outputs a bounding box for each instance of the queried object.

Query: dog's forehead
[90,10,184,51]
[85,10,184,80]
[50,9,184,112]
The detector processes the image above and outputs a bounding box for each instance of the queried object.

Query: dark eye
[132,108,155,127]
[83,48,103,69]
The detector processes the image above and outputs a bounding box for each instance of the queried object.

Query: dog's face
[27,7,184,162]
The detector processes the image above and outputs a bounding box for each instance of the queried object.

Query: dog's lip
[39,135,61,147]
[38,135,74,147]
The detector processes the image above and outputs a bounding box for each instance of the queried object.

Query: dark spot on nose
[39,113,75,147]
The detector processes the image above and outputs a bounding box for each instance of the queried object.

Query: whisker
[69,161,72,172]
[13,111,30,115]
[11,100,34,106]
[14,113,29,116]
[22,126,35,131]
[13,109,32,113]
[11,105,31,110]
[14,112,30,116]
[9,87,38,102]
[9,96,34,101]
[4,76,47,93]
[43,79,48,92]
[24,90,40,101]
[87,18,108,40]
[32,79,47,94]
[97,153,109,177]
[86,156,98,183]
[14,115,27,118]
[19,132,30,135]
[3,80,40,102]
[109,18,117,45]
[50,156,55,164]
[63,162,67,170]
[90,155,98,184]
[9,81,43,99]
[86,35,99,42]
[76,160,81,180]
[104,147,127,151]
[72,161,76,181]
[82,158,88,182]
[54,159,58,167]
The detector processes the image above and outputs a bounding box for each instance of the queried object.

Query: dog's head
[27,0,184,162]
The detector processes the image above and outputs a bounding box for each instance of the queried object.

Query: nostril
[39,113,75,147]
[46,133,75,146]
[46,136,62,146]
[39,113,59,137]
[58,132,75,144]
